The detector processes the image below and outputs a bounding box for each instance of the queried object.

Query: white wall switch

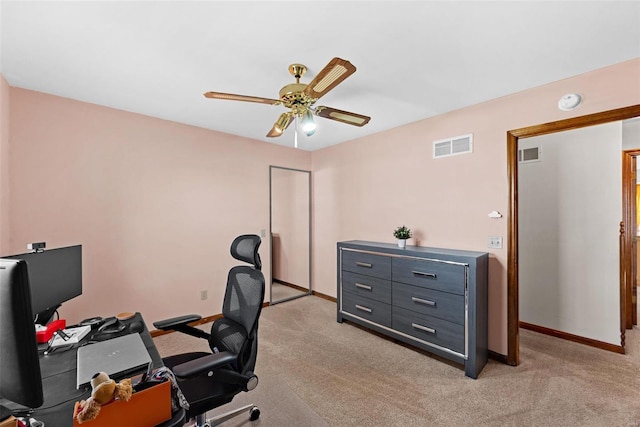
[488,236,503,249]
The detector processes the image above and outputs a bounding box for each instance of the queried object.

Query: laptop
[76,333,152,389]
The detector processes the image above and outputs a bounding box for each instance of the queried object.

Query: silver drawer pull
[355,283,373,291]
[355,304,372,313]
[356,261,373,268]
[412,270,436,278]
[412,323,436,334]
[412,297,436,306]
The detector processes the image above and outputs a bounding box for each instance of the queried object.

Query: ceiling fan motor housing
[279,83,316,113]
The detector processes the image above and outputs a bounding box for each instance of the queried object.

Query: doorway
[622,148,640,330]
[269,166,311,304]
[517,123,623,354]
[506,105,640,366]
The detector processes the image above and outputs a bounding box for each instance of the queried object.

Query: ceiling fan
[204,57,371,138]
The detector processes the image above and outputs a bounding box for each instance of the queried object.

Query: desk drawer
[392,257,465,295]
[393,307,464,354]
[392,282,465,325]
[341,250,391,280]
[341,271,391,304]
[341,290,391,328]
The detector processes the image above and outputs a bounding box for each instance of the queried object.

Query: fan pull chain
[294,116,299,148]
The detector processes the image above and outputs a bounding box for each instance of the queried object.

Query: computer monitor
[0,259,44,421]
[4,245,82,323]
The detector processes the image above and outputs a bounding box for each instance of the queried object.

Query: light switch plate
[488,236,503,249]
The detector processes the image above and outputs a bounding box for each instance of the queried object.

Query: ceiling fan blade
[266,112,294,138]
[204,91,281,105]
[303,57,356,100]
[315,106,371,127]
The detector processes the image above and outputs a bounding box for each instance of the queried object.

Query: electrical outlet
[200,290,208,300]
[260,229,266,238]
[488,236,503,249]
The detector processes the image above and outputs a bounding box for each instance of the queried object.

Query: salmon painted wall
[6,88,311,327]
[311,58,640,355]
[3,58,639,353]
[0,74,10,254]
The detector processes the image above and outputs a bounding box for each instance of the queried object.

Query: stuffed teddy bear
[76,372,133,424]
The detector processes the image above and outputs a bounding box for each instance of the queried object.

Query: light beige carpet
[154,296,640,426]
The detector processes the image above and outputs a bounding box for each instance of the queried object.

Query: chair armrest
[153,314,202,330]
[212,369,259,391]
[153,314,211,340]
[172,351,237,379]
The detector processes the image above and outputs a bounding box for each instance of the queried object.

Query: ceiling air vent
[518,146,541,163]
[433,134,473,159]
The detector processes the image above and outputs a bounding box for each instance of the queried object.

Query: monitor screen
[0,259,44,420]
[4,245,82,317]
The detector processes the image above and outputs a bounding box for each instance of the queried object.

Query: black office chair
[153,235,265,427]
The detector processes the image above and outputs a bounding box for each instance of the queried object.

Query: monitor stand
[35,305,60,326]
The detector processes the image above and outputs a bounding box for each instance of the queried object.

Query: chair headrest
[230,234,262,270]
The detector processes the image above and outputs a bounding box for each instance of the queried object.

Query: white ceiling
[1,1,639,151]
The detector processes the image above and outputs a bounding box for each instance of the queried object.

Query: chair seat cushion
[162,352,242,419]
[162,351,211,370]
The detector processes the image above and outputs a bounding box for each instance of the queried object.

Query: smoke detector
[558,93,582,111]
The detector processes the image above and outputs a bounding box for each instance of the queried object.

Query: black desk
[35,313,184,427]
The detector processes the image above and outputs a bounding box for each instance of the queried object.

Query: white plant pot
[397,239,406,248]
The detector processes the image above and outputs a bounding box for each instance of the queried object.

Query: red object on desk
[36,319,66,343]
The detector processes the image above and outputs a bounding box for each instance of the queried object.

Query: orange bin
[73,379,171,426]
[0,416,18,427]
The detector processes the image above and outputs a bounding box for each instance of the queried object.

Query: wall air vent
[433,134,473,159]
[518,146,541,163]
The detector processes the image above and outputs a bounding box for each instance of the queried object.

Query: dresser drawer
[392,306,464,354]
[392,282,465,325]
[392,257,465,295]
[341,290,392,328]
[341,250,391,280]
[341,271,391,304]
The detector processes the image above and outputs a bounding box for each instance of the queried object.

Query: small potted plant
[393,225,412,248]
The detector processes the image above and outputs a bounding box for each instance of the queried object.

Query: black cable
[33,389,89,412]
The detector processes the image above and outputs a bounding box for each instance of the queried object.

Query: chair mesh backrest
[209,235,265,372]
[222,266,264,336]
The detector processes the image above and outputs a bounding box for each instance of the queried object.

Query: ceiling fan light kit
[267,113,293,137]
[203,57,370,143]
[301,110,316,133]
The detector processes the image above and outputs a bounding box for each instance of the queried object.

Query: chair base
[194,403,260,427]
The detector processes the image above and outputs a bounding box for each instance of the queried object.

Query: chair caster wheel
[249,406,260,421]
